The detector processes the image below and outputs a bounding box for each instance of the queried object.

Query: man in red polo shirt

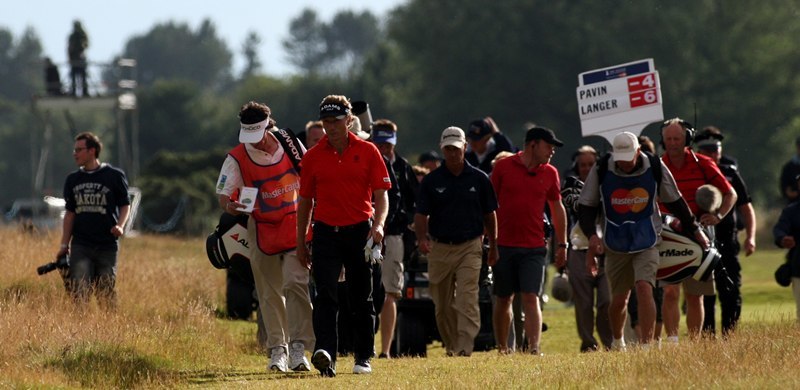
[296,95,391,377]
[659,118,737,342]
[490,126,568,355]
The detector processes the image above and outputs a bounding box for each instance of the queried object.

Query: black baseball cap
[525,126,564,147]
[319,102,350,119]
[419,150,440,164]
[466,119,492,141]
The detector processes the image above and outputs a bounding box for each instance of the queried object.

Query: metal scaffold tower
[30,58,139,196]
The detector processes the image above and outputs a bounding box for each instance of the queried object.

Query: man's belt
[431,237,474,245]
[315,220,371,233]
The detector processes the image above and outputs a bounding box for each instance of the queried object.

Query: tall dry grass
[2,226,799,389]
[0,227,250,388]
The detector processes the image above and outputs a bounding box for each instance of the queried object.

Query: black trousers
[703,238,742,335]
[312,221,375,363]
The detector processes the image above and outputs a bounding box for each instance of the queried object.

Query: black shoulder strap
[270,127,304,173]
[643,151,662,187]
[597,153,612,185]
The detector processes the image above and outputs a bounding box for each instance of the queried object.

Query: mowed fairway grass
[1,227,798,389]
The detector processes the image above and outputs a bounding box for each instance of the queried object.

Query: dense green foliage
[2,1,800,233]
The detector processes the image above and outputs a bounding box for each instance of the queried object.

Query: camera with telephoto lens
[37,255,69,275]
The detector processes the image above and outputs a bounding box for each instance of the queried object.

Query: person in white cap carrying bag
[215,101,314,373]
[577,131,707,349]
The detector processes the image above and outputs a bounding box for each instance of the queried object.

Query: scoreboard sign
[577,59,664,143]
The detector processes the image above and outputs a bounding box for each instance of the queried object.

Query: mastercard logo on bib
[609,188,649,214]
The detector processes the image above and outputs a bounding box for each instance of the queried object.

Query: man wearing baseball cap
[415,126,499,357]
[371,119,419,359]
[578,131,705,350]
[215,101,314,373]
[465,117,516,175]
[490,126,568,355]
[695,126,756,336]
[296,94,391,376]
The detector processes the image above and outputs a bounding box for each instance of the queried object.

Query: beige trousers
[248,218,315,352]
[428,238,482,355]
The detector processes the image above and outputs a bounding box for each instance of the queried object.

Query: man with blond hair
[297,95,391,376]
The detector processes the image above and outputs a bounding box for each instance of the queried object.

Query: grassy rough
[1,227,799,389]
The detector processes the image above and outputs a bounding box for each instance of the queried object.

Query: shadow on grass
[178,368,316,385]
[46,343,174,388]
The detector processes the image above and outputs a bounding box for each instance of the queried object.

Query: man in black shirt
[415,126,498,356]
[56,132,130,309]
[371,119,418,358]
[780,136,800,204]
[465,117,516,175]
[695,127,756,335]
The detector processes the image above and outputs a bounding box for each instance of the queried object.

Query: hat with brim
[319,102,350,120]
[612,131,640,162]
[525,126,564,147]
[372,129,397,145]
[440,126,466,149]
[696,138,722,151]
[467,119,492,141]
[239,117,269,143]
[525,127,564,148]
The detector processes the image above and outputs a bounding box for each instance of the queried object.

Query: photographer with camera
[57,132,130,310]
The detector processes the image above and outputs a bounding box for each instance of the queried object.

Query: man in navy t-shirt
[56,132,130,309]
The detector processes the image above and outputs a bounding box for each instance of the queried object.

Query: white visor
[239,117,269,143]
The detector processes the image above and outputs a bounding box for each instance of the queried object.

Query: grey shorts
[493,246,547,297]
[381,235,404,295]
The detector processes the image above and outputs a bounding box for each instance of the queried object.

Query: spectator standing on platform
[44,57,63,96]
[68,20,89,97]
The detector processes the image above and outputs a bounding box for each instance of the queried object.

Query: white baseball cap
[440,126,466,149]
[612,131,640,162]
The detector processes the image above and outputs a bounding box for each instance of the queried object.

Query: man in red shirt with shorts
[490,127,568,355]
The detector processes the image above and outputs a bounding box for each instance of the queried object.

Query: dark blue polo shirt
[417,162,498,243]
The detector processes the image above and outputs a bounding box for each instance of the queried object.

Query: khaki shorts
[604,247,659,295]
[682,276,715,296]
[381,234,404,295]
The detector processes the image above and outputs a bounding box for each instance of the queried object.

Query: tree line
[1,0,799,234]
